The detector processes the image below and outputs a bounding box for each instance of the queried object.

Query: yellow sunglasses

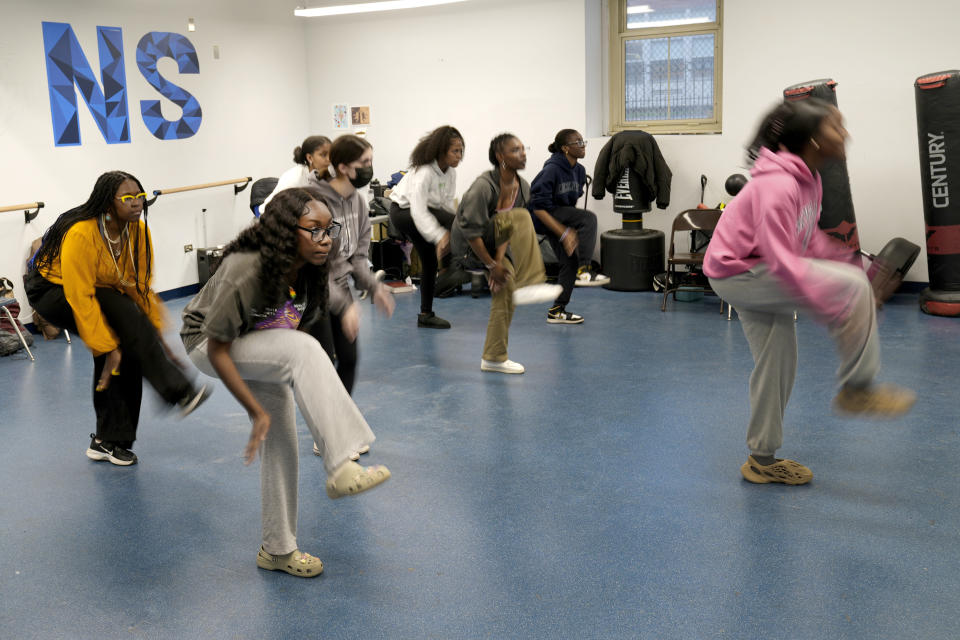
[116,193,148,204]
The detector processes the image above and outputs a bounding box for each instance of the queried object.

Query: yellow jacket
[39,218,166,355]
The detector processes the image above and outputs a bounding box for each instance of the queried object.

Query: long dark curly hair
[223,187,329,321]
[409,125,463,168]
[33,170,152,302]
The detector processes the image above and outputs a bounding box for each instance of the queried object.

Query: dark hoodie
[450,168,531,268]
[530,152,586,211]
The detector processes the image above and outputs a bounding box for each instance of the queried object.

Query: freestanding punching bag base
[920,288,960,316]
[600,229,665,291]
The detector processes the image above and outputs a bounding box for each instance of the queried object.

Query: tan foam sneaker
[740,456,813,485]
[326,460,391,499]
[833,384,916,417]
[256,547,323,577]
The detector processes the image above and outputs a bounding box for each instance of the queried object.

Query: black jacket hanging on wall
[592,130,672,213]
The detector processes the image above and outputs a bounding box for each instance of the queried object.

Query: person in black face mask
[307,135,394,459]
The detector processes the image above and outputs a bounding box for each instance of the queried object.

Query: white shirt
[389,161,457,244]
[261,164,325,210]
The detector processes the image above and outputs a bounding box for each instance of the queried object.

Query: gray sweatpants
[709,260,880,457]
[189,329,375,555]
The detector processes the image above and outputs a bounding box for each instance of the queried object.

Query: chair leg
[1,306,34,362]
[63,329,72,344]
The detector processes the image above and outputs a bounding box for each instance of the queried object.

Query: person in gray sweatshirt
[450,133,562,375]
[306,135,394,457]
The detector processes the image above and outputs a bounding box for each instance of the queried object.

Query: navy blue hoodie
[529,152,586,230]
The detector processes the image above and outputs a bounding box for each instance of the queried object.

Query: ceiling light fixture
[295,0,469,18]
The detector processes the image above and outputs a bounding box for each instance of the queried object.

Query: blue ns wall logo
[42,22,202,146]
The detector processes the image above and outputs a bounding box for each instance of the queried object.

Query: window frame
[608,0,724,135]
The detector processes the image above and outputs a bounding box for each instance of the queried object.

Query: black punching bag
[916,70,960,316]
[783,79,860,252]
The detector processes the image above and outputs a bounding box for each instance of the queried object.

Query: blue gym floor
[1,286,957,639]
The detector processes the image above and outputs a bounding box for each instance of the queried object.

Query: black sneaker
[547,306,584,324]
[86,434,137,466]
[417,312,451,329]
[178,384,212,418]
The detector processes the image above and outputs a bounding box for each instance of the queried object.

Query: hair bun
[548,143,558,153]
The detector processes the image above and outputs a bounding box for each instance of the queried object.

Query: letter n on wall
[137,32,202,140]
[41,22,130,146]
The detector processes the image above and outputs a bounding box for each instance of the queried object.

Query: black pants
[25,271,193,445]
[542,206,598,307]
[388,202,455,314]
[308,304,358,394]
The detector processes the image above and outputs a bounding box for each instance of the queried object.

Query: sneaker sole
[575,280,608,287]
[547,317,584,324]
[832,398,916,418]
[86,448,136,466]
[480,364,525,374]
[740,459,811,485]
[180,385,212,418]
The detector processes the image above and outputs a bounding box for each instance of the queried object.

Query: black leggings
[308,306,358,394]
[25,271,194,445]
[388,202,455,314]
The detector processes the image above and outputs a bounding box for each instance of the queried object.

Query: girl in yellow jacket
[25,170,210,466]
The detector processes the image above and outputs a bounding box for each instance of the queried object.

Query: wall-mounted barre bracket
[146,177,253,207]
[24,202,44,223]
[0,201,44,223]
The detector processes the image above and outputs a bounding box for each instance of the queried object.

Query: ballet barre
[146,177,252,205]
[0,201,44,224]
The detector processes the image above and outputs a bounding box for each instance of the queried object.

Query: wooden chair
[661,208,724,312]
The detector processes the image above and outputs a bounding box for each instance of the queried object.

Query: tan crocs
[256,547,323,577]
[326,461,391,499]
[740,456,813,485]
[833,384,916,418]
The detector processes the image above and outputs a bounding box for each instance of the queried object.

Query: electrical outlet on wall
[184,244,194,253]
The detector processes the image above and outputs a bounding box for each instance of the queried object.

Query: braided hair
[33,170,153,302]
[488,132,518,167]
[747,98,834,164]
[222,187,329,321]
[409,125,463,168]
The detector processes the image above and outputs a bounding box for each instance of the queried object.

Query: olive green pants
[482,208,547,362]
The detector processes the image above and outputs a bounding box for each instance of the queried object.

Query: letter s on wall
[136,32,202,140]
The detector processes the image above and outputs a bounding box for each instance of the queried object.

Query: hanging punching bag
[783,79,860,252]
[915,70,960,316]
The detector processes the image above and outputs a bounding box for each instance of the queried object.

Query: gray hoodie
[312,179,381,314]
[450,168,531,268]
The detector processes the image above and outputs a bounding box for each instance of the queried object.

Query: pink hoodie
[704,147,859,320]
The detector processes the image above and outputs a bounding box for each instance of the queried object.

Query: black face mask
[349,166,374,189]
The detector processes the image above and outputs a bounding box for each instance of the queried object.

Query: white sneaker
[575,270,610,287]
[512,283,563,305]
[481,359,525,374]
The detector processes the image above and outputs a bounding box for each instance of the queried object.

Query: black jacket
[592,130,672,210]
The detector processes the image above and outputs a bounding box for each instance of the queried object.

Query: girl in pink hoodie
[704,99,915,486]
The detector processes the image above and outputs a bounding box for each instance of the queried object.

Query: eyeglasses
[297,220,342,242]
[565,139,587,148]
[116,193,148,204]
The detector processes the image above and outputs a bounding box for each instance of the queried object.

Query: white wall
[0,0,310,321]
[303,0,587,203]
